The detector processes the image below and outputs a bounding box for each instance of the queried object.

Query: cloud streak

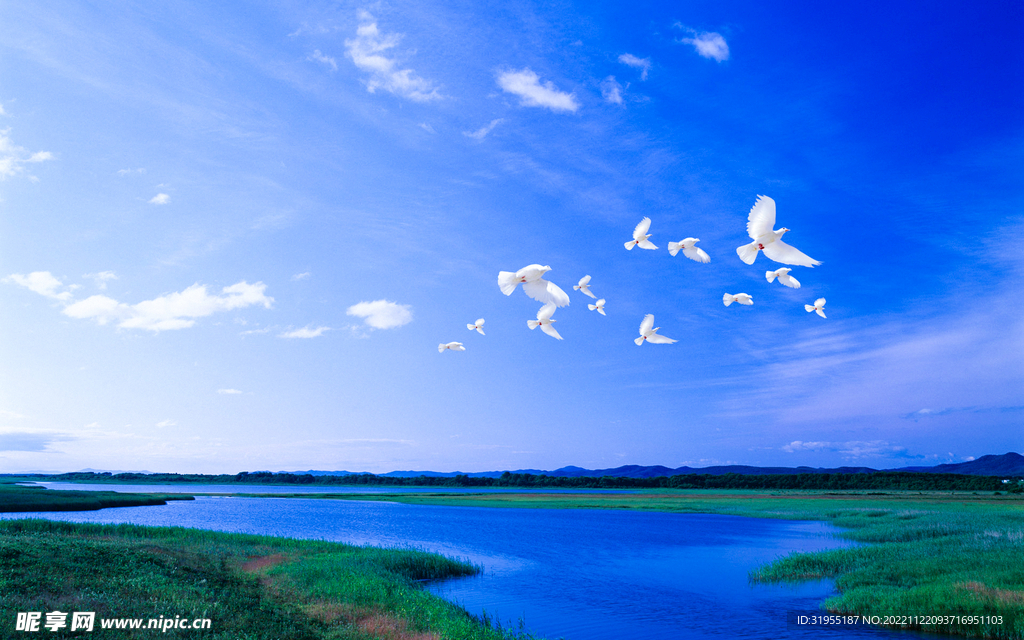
[463,119,504,140]
[344,10,442,102]
[497,69,579,113]
[62,281,274,331]
[4,271,75,301]
[280,326,330,338]
[618,53,651,80]
[675,27,730,62]
[0,128,53,180]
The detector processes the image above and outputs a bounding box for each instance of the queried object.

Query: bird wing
[683,246,710,263]
[476,318,485,326]
[639,314,654,335]
[536,302,556,321]
[762,239,820,267]
[581,287,597,299]
[633,216,652,241]
[816,308,827,318]
[738,295,753,305]
[646,333,677,344]
[815,298,826,308]
[577,275,591,287]
[540,323,563,340]
[780,274,801,288]
[637,239,658,250]
[452,343,465,351]
[746,195,776,240]
[522,278,570,307]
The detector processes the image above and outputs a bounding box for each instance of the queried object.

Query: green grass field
[0,481,194,512]
[0,518,543,639]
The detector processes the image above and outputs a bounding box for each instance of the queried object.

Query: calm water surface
[29,481,636,494]
[1,495,938,640]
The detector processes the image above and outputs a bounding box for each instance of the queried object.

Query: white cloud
[344,11,442,102]
[156,419,177,428]
[617,53,651,80]
[496,68,579,113]
[307,49,338,71]
[463,119,504,140]
[4,271,74,301]
[149,193,170,205]
[601,76,624,105]
[0,128,53,180]
[279,325,330,338]
[677,28,730,62]
[291,272,311,281]
[62,281,274,332]
[346,299,413,329]
[0,410,26,420]
[85,271,118,290]
[116,168,146,176]
[418,123,436,134]
[782,440,915,459]
[217,388,243,394]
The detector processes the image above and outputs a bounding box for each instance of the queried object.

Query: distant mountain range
[282,452,1024,479]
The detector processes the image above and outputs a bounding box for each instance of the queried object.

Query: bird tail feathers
[765,270,777,283]
[736,243,758,265]
[527,320,540,330]
[634,336,645,346]
[804,305,814,312]
[723,294,734,307]
[668,242,681,257]
[498,271,519,296]
[437,344,446,352]
[624,241,636,250]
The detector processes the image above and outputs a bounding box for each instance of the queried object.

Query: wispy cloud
[291,272,311,281]
[496,68,579,113]
[600,76,624,105]
[0,431,73,452]
[279,325,330,338]
[217,388,243,394]
[675,26,730,62]
[344,10,442,102]
[781,440,918,459]
[346,299,412,329]
[149,193,170,205]
[0,410,26,420]
[4,271,74,301]
[156,419,177,428]
[617,53,651,80]
[463,119,504,140]
[62,281,273,331]
[0,128,53,180]
[84,271,118,290]
[116,168,146,176]
[307,49,338,71]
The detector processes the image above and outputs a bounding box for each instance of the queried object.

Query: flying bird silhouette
[765,267,801,289]
[574,275,598,299]
[723,293,753,306]
[438,342,466,352]
[625,217,658,250]
[667,238,710,263]
[805,298,827,318]
[588,298,606,316]
[527,303,563,340]
[466,318,485,335]
[736,195,821,267]
[498,264,570,307]
[635,314,677,345]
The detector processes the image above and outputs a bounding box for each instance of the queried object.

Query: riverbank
[0,480,194,512]
[0,518,540,639]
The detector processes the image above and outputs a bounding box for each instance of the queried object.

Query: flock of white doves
[439,194,827,352]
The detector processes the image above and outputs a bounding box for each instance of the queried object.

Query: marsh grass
[0,519,542,639]
[0,482,194,512]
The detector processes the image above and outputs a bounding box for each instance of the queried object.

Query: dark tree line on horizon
[14,470,1024,492]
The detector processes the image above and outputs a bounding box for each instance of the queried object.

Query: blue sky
[1,0,1021,474]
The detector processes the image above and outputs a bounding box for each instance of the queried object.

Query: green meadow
[0,480,194,512]
[0,517,540,639]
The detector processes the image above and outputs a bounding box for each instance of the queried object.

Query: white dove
[735,195,821,267]
[667,238,710,263]
[634,314,677,345]
[497,264,571,307]
[625,217,658,250]
[438,342,466,352]
[466,318,485,335]
[805,298,827,318]
[574,275,598,299]
[527,303,563,340]
[723,293,753,306]
[765,267,801,289]
[588,298,606,316]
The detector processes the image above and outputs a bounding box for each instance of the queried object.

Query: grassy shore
[0,518,543,639]
[255,489,1023,639]
[0,481,194,512]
